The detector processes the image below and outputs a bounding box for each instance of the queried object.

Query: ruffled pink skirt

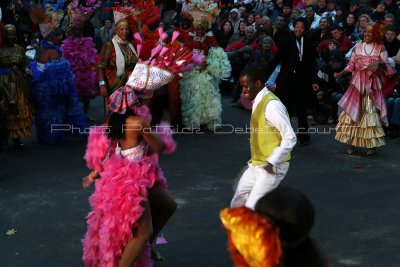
[82,153,167,267]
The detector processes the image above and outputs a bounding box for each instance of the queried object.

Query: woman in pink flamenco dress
[334,22,394,156]
[81,88,176,267]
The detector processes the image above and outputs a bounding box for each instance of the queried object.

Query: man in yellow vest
[231,67,297,210]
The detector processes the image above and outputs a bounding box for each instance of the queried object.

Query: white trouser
[230,161,290,210]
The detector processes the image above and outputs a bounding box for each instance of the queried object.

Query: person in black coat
[272,15,291,49]
[308,16,331,48]
[266,17,320,145]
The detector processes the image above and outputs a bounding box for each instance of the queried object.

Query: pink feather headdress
[109,28,197,114]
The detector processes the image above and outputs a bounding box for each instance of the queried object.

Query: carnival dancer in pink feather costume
[82,102,175,267]
[82,29,193,267]
[61,1,100,115]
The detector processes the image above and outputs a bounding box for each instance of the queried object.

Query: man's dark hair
[329,24,342,32]
[386,25,398,35]
[305,4,317,11]
[282,0,292,8]
[240,66,267,84]
[294,17,310,32]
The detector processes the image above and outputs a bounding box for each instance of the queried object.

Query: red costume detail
[186,35,218,56]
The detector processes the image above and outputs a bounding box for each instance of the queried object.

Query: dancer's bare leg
[149,184,177,243]
[148,184,177,260]
[119,201,153,267]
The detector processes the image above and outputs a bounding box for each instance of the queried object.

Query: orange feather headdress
[220,207,283,267]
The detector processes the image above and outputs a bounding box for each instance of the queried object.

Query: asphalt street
[1,96,399,267]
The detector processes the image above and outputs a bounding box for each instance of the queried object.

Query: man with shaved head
[257,16,272,36]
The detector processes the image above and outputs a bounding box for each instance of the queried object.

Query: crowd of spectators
[206,0,400,136]
[1,0,400,147]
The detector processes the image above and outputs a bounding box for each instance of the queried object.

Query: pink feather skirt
[82,153,167,267]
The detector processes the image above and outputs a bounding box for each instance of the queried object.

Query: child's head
[261,36,273,51]
[329,49,344,71]
[328,39,339,51]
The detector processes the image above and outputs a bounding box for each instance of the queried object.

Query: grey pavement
[1,96,400,267]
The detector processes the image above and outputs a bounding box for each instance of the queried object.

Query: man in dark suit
[266,17,320,146]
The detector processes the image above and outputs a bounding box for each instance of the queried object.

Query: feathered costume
[82,29,193,266]
[180,46,230,128]
[28,5,87,144]
[179,0,231,129]
[82,119,174,267]
[60,0,100,100]
[61,37,99,99]
[29,47,88,144]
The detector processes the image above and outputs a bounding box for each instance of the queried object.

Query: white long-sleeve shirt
[252,87,297,166]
